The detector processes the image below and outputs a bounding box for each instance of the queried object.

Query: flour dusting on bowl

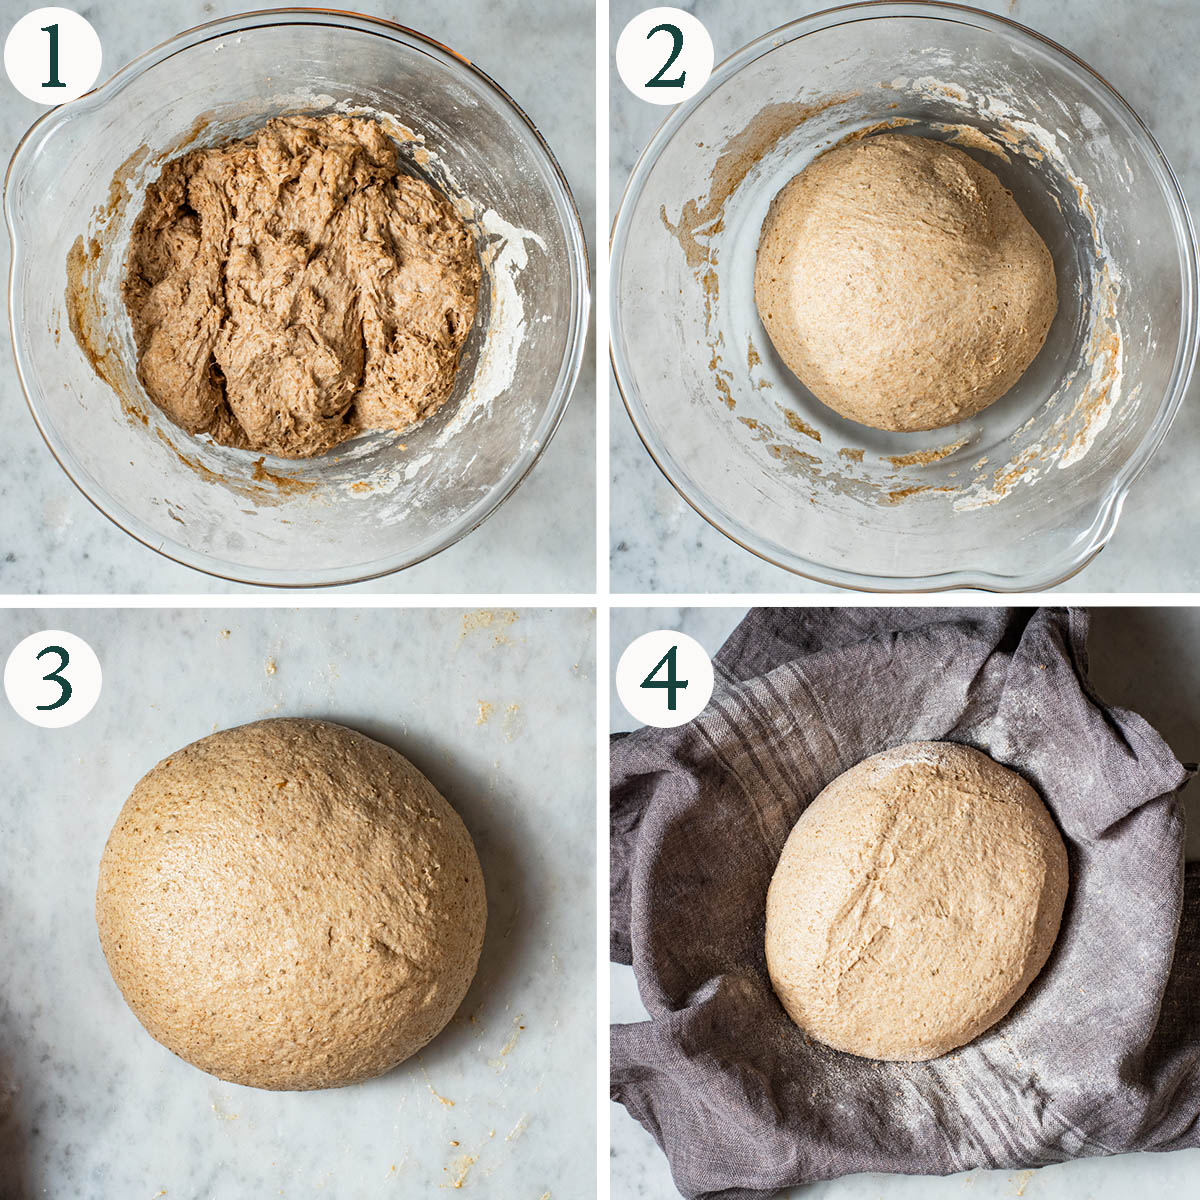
[11,11,587,585]
[612,4,1195,589]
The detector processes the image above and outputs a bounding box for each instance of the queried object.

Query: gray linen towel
[610,607,1198,1199]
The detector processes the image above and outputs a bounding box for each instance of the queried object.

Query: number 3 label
[616,8,714,106]
[4,8,101,105]
[616,630,715,728]
[4,630,102,728]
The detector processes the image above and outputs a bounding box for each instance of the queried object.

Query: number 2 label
[644,23,686,89]
[616,7,715,106]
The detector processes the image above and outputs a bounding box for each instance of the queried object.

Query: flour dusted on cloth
[611,607,1198,1200]
[123,115,480,459]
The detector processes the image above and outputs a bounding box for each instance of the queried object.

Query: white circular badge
[616,7,714,106]
[5,630,102,728]
[5,8,101,104]
[616,630,715,728]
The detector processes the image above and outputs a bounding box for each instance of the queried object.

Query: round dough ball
[765,741,1067,1061]
[754,133,1058,432]
[96,718,486,1090]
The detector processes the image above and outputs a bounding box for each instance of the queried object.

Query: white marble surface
[0,606,596,1196]
[609,0,1200,594]
[0,0,595,594]
[609,605,1200,1197]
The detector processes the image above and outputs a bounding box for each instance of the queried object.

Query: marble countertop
[0,606,596,1195]
[0,0,595,594]
[609,0,1200,594]
[609,605,1200,1197]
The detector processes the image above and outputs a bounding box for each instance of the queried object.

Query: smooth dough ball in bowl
[96,718,486,1090]
[754,133,1058,432]
[765,741,1068,1061]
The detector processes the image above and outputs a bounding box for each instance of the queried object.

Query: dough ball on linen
[765,741,1067,1061]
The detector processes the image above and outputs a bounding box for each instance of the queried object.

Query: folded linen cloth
[611,607,1199,1199]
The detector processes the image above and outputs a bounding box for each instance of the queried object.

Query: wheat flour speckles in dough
[123,114,481,459]
[754,134,1058,433]
[95,718,487,1091]
[765,741,1068,1062]
[654,73,1127,514]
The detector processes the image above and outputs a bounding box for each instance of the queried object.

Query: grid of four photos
[2,1,1200,1198]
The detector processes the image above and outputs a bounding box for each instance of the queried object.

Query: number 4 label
[616,7,714,106]
[641,645,687,710]
[617,630,715,728]
[5,8,102,105]
[4,630,102,728]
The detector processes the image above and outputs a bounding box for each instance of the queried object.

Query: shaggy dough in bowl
[95,718,486,1090]
[123,115,481,459]
[765,741,1068,1061]
[754,133,1057,432]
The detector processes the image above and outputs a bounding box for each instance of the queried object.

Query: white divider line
[596,1,613,1197]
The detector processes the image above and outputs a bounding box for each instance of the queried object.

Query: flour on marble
[75,86,543,527]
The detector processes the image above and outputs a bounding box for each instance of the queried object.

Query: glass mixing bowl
[611,1,1197,591]
[7,8,589,587]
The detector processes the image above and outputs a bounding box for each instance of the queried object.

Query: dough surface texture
[764,741,1068,1062]
[123,115,481,458]
[96,718,486,1090]
[754,133,1057,432]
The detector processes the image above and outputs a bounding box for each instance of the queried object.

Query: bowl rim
[5,6,591,589]
[610,0,1199,593]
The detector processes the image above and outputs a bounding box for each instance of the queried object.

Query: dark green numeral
[35,645,72,711]
[641,645,688,710]
[42,23,66,89]
[645,23,686,89]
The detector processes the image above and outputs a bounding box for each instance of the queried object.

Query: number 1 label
[4,8,102,105]
[41,22,65,88]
